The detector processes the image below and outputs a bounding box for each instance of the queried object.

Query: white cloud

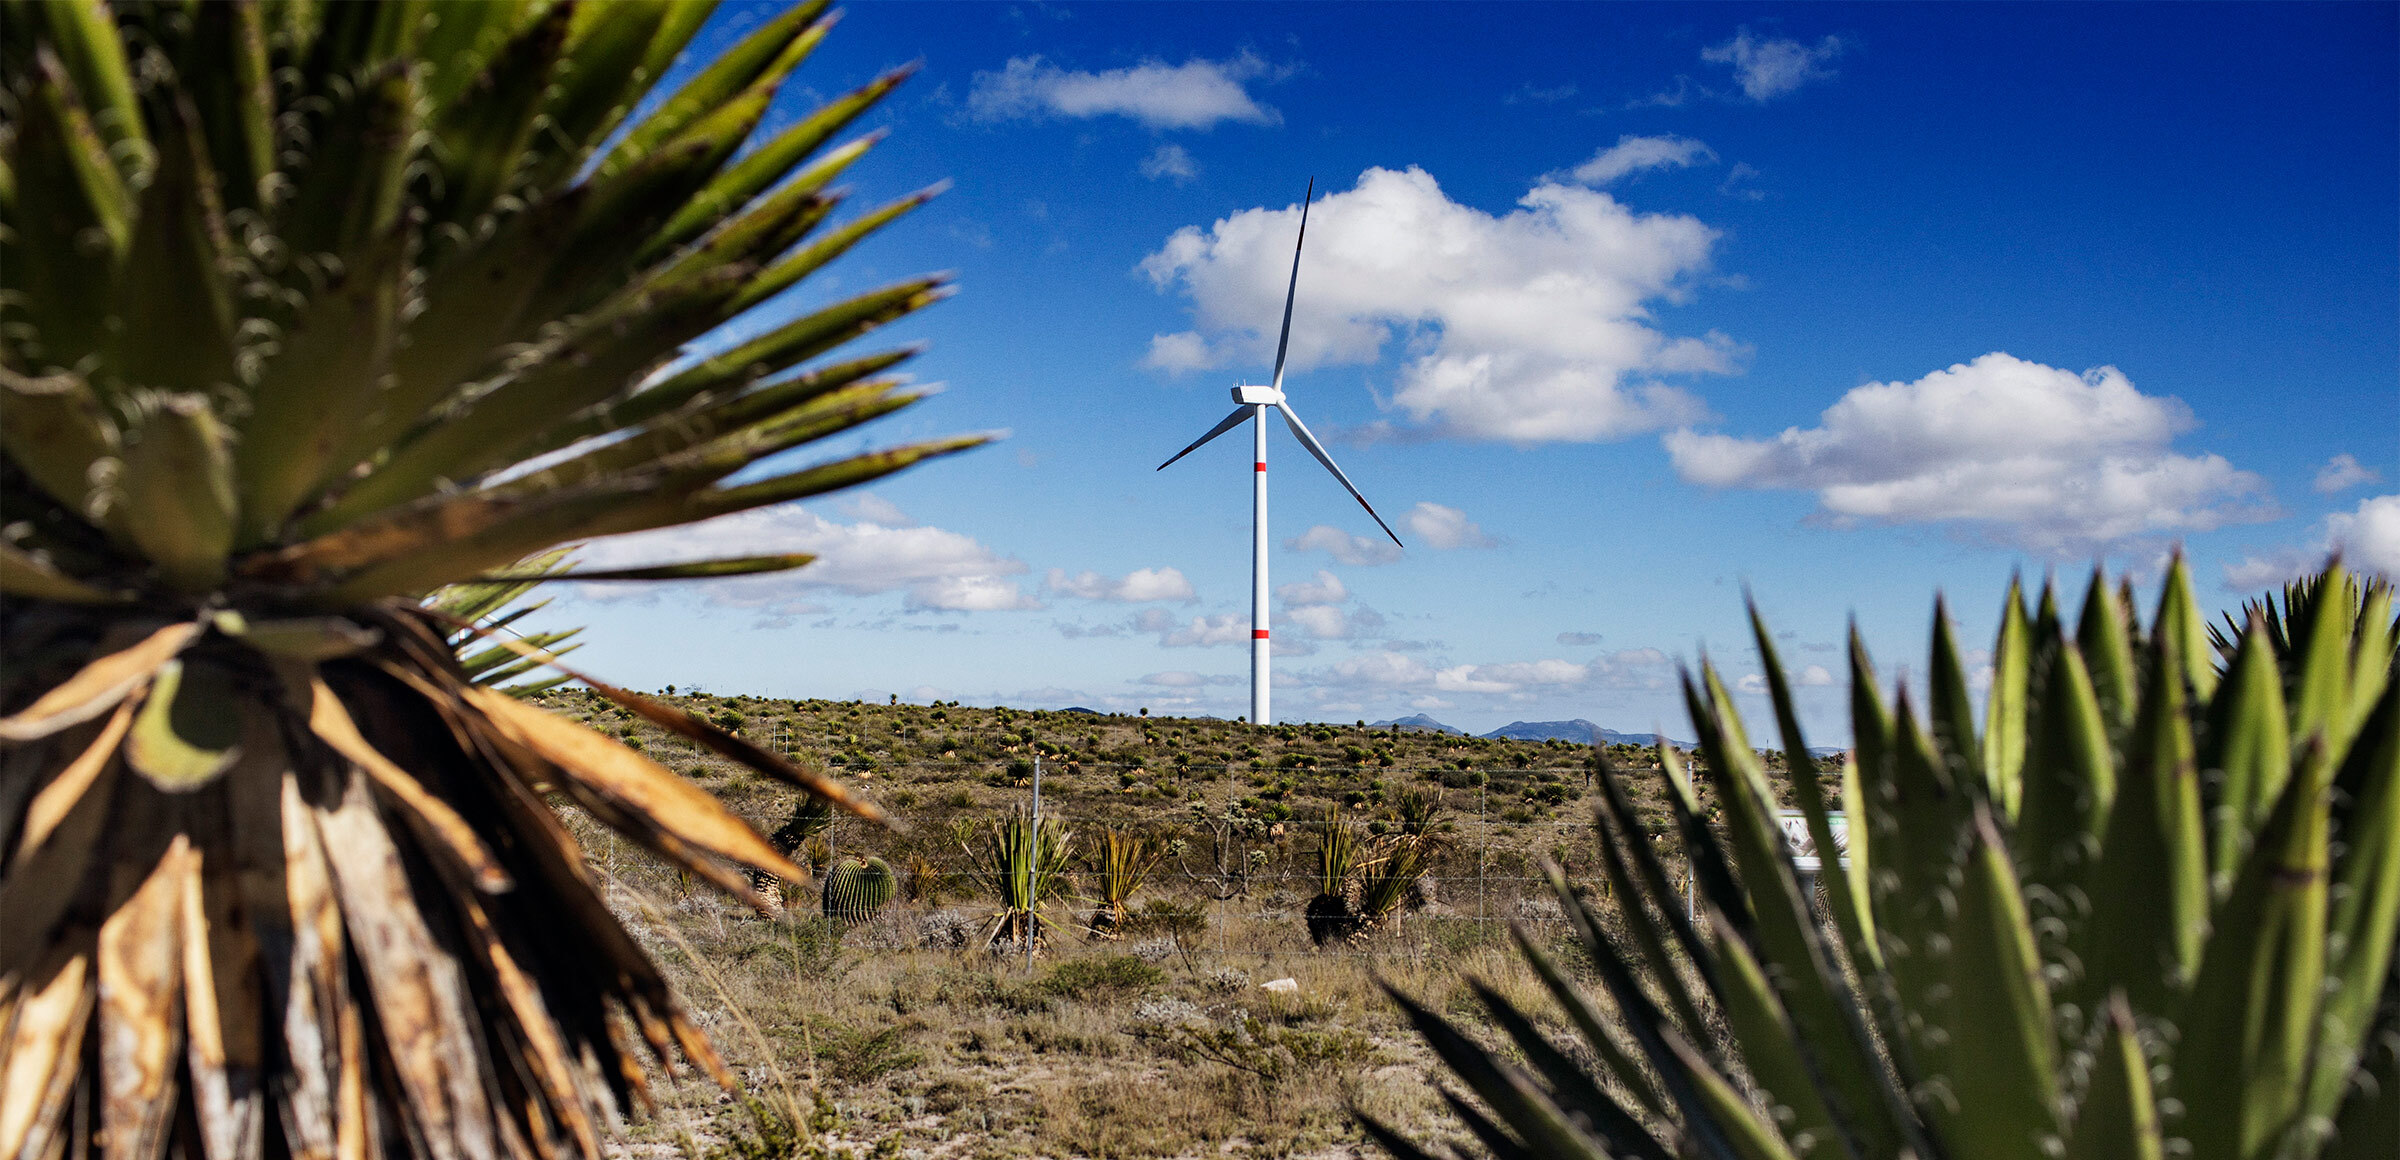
[1436,658,1590,694]
[1664,352,2274,553]
[577,506,1039,612]
[1285,604,1356,640]
[1798,664,1837,687]
[1141,166,1735,443]
[2227,494,2400,588]
[1044,566,1198,603]
[968,54,1279,130]
[1564,134,1717,186]
[907,575,1042,612]
[2330,494,2400,577]
[1140,143,1199,183]
[1140,671,1240,688]
[1702,30,1845,102]
[1276,569,1348,606]
[2315,453,2381,494]
[1405,502,1498,549]
[1287,524,1404,566]
[833,492,914,527]
[1161,613,1250,647]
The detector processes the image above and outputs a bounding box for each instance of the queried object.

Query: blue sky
[549,1,2398,743]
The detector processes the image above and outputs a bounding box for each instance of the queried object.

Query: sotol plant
[1087,826,1163,940]
[1366,560,2398,1160]
[0,2,973,1156]
[971,806,1073,952]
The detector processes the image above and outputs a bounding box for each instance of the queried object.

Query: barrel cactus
[822,856,897,926]
[1366,559,2398,1160]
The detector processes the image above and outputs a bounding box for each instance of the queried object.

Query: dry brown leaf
[181,799,267,1160]
[468,688,806,885]
[0,937,94,1160]
[97,832,192,1160]
[310,766,499,1160]
[0,621,197,742]
[296,668,511,894]
[415,610,885,825]
[268,766,370,1160]
[448,884,602,1158]
[0,745,121,983]
[14,695,137,865]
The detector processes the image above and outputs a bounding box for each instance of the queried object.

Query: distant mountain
[1059,706,1102,715]
[1480,719,1696,748]
[1370,713,1466,735]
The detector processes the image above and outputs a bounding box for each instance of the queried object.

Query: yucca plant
[1086,826,1163,940]
[1306,806,1369,946]
[1365,559,2399,1160]
[755,790,837,908]
[0,2,972,1156]
[970,806,1073,952]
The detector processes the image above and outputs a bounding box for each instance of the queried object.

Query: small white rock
[1260,977,1299,994]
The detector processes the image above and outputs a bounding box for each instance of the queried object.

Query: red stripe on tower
[1253,629,1270,639]
[1254,462,1266,472]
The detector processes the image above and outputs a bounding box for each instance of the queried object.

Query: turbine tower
[1158,180,1402,727]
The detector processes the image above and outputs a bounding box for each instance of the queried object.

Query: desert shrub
[1040,955,1166,996]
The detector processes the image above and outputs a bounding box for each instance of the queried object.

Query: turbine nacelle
[1232,384,1285,406]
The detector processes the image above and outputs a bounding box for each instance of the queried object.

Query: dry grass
[533,692,1807,1158]
[575,815,1616,1159]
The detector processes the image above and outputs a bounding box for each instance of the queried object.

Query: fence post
[1027,753,1041,974]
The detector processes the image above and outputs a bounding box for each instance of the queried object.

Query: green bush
[1039,955,1166,996]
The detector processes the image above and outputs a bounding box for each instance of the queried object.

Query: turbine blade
[1276,401,1403,547]
[1267,177,1315,393]
[1157,406,1255,471]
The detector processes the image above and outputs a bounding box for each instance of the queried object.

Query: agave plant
[0,2,972,1156]
[1365,559,2398,1160]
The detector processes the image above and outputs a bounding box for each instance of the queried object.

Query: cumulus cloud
[1044,566,1199,603]
[1702,30,1845,101]
[1664,352,2274,554]
[1139,143,1200,183]
[968,54,1279,130]
[1287,524,1404,566]
[1285,604,1357,641]
[1564,134,1717,186]
[1141,166,1735,443]
[577,506,1040,613]
[1161,613,1250,647]
[1405,502,1498,549]
[2315,453,2381,495]
[2331,494,2400,576]
[833,492,914,526]
[2225,493,2400,588]
[1276,570,1348,606]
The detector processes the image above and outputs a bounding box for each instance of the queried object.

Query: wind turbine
[1157,180,1403,727]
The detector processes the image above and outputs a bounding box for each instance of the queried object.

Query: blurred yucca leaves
[1367,559,2399,1160]
[0,1,972,1155]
